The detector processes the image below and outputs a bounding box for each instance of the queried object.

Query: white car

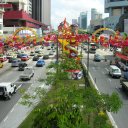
[0,82,17,100]
[109,65,121,78]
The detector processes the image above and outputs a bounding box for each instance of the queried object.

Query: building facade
[79,12,87,29]
[0,0,47,35]
[90,8,103,32]
[72,19,78,25]
[32,0,51,26]
[41,0,51,26]
[105,0,128,29]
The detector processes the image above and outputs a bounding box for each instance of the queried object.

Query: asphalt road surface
[0,47,55,125]
[83,50,128,128]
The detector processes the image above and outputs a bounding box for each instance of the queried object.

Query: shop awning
[116,52,128,61]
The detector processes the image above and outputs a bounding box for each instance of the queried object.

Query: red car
[0,56,7,62]
[21,55,29,61]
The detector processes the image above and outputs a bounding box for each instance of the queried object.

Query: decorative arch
[13,27,38,37]
[93,28,116,35]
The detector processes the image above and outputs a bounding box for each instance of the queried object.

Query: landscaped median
[18,60,122,128]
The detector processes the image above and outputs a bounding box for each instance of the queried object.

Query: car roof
[110,65,120,69]
[24,66,33,69]
[0,82,12,87]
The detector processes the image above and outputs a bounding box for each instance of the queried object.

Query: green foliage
[32,85,85,128]
[102,92,123,113]
[19,52,122,128]
[94,114,111,128]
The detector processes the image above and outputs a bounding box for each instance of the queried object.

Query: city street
[0,46,55,128]
[83,49,128,128]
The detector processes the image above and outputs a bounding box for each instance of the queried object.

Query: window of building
[0,14,2,19]
[110,0,125,2]
[0,24,3,30]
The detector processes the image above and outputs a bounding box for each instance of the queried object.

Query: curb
[83,63,118,128]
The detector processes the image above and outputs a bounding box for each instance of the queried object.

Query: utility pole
[87,39,89,77]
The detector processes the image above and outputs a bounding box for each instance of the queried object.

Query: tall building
[0,0,47,35]
[72,19,78,25]
[91,8,102,20]
[104,0,128,29]
[42,0,51,26]
[91,8,97,20]
[32,0,51,26]
[79,12,87,29]
[32,0,42,22]
[90,8,103,32]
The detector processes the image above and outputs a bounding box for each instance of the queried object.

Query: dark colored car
[8,57,17,63]
[33,56,39,61]
[43,55,49,60]
[18,62,27,71]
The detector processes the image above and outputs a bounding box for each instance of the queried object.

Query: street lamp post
[87,39,90,77]
[55,34,59,74]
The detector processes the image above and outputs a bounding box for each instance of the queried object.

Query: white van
[109,65,121,78]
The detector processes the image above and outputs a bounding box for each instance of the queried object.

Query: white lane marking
[105,68,109,71]
[4,116,8,122]
[16,84,23,91]
[83,63,118,128]
[11,108,14,113]
[108,78,111,82]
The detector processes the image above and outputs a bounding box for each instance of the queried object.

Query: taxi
[0,61,3,68]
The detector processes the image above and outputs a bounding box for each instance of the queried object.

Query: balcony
[4,10,47,27]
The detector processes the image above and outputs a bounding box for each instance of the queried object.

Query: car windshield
[0,87,4,92]
[112,69,120,73]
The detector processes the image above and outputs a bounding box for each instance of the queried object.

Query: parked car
[43,55,49,60]
[11,59,21,67]
[109,65,121,78]
[36,59,45,67]
[18,62,27,71]
[0,61,3,68]
[21,55,29,61]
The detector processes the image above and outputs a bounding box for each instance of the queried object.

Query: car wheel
[8,93,11,100]
[13,87,17,94]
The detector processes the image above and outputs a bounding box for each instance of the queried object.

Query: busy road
[0,46,55,123]
[83,49,128,128]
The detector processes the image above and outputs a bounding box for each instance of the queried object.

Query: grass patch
[18,78,85,128]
